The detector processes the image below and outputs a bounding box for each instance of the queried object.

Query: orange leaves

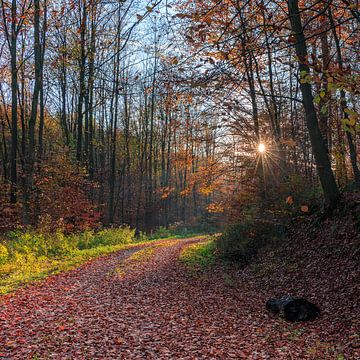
[199,184,214,196]
[180,188,191,196]
[288,34,297,44]
[206,202,224,213]
[160,187,176,200]
[281,139,296,147]
[286,196,309,213]
[300,205,309,213]
[286,196,294,205]
[169,56,179,65]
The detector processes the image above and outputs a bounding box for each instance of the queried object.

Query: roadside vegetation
[179,239,217,272]
[0,227,206,294]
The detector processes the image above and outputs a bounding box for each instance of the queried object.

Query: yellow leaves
[342,108,359,134]
[206,203,224,213]
[348,117,356,127]
[170,56,179,65]
[199,185,214,196]
[300,70,312,84]
[286,196,294,205]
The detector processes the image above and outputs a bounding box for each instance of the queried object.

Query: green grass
[148,224,215,240]
[179,239,216,271]
[0,229,207,295]
[0,243,131,294]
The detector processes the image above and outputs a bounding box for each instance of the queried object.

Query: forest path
[0,237,330,359]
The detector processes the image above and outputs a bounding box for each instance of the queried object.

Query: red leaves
[0,234,358,358]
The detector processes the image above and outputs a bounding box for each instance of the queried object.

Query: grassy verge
[0,229,206,295]
[148,224,216,240]
[0,242,135,295]
[179,239,217,272]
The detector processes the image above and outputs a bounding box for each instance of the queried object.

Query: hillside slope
[240,194,360,358]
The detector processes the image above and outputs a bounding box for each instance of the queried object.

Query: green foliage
[216,220,284,264]
[0,226,207,294]
[0,243,9,264]
[149,222,218,240]
[0,227,137,294]
[179,239,216,271]
[76,227,134,249]
[6,230,77,258]
[150,226,173,239]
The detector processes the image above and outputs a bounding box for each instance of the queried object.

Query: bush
[3,226,136,262]
[47,231,77,256]
[150,221,219,240]
[150,226,172,239]
[92,227,135,247]
[179,240,216,271]
[0,243,8,264]
[216,220,284,264]
[0,227,140,294]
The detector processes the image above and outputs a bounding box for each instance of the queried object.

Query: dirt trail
[0,237,356,359]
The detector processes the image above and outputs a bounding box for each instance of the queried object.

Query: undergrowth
[0,227,203,295]
[216,219,285,264]
[179,239,217,272]
[149,223,218,240]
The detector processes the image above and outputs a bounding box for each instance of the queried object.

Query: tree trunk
[76,0,87,163]
[9,0,18,203]
[287,0,340,205]
[328,8,360,187]
[22,0,42,224]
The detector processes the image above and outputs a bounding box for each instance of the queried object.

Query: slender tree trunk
[22,0,42,224]
[328,8,360,187]
[87,2,96,180]
[76,0,87,162]
[288,0,340,205]
[9,0,18,203]
[108,8,121,224]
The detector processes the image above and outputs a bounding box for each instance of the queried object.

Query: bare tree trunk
[7,0,18,203]
[328,8,360,187]
[22,0,42,224]
[288,0,340,205]
[108,7,121,224]
[76,0,87,163]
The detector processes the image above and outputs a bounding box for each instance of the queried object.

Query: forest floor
[0,227,359,359]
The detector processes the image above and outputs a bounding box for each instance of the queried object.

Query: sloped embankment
[242,194,360,357]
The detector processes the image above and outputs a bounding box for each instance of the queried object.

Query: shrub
[150,226,172,239]
[93,227,135,247]
[7,231,48,256]
[3,226,136,263]
[150,221,219,240]
[74,230,96,250]
[0,243,9,264]
[179,240,216,271]
[216,220,284,264]
[47,231,77,257]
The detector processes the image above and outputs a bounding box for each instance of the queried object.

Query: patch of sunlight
[179,239,216,272]
[127,247,155,262]
[115,247,156,278]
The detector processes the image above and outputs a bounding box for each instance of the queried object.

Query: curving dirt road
[0,238,356,359]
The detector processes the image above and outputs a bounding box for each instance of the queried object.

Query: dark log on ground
[266,296,320,322]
